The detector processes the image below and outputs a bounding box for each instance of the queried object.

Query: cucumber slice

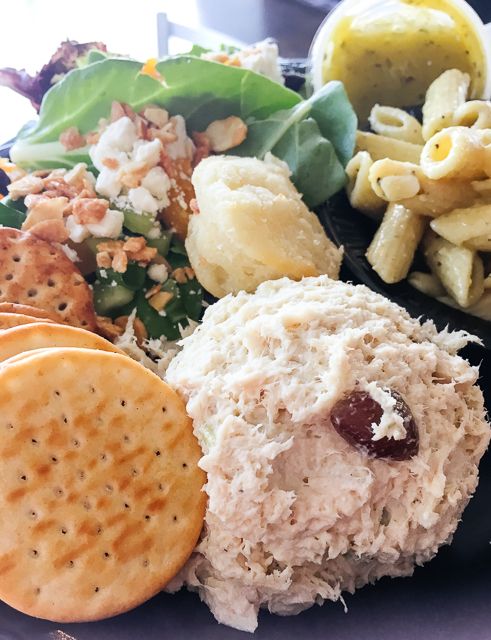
[93,282,134,316]
[147,232,172,257]
[123,210,156,236]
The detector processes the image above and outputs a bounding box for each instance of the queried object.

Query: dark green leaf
[272,118,347,207]
[97,264,146,292]
[2,195,27,213]
[93,281,134,315]
[147,233,172,257]
[0,200,26,229]
[178,278,203,321]
[308,81,357,167]
[235,80,356,206]
[135,289,182,341]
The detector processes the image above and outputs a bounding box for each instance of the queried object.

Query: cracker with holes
[0,312,55,330]
[0,228,96,330]
[0,303,63,322]
[0,347,206,621]
[0,322,124,363]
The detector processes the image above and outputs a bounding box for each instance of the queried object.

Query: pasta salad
[346,68,491,321]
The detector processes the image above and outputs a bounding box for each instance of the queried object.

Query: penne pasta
[368,159,421,201]
[455,291,491,321]
[476,130,491,177]
[430,203,491,250]
[399,176,476,217]
[408,271,446,298]
[409,271,491,321]
[345,151,385,219]
[366,203,427,284]
[423,231,484,307]
[369,105,424,144]
[471,177,491,198]
[422,69,470,141]
[420,126,486,180]
[453,101,491,129]
[355,131,423,164]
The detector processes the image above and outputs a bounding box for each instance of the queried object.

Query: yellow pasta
[355,131,423,163]
[345,151,385,219]
[422,69,470,141]
[471,177,491,198]
[475,130,491,178]
[430,203,491,250]
[369,105,424,144]
[399,176,476,217]
[409,271,491,321]
[366,203,427,284]
[420,126,486,180]
[458,291,491,321]
[408,271,446,298]
[453,101,491,129]
[368,159,421,201]
[423,231,484,307]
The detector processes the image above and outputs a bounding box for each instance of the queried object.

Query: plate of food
[0,1,489,638]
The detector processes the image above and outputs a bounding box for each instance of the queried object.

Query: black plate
[317,193,491,350]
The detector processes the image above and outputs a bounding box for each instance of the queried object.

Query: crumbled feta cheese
[95,169,122,200]
[128,187,158,214]
[236,39,284,84]
[56,243,80,262]
[66,214,90,243]
[141,166,171,202]
[166,115,194,160]
[99,116,137,153]
[133,139,162,166]
[146,224,162,239]
[88,111,189,216]
[99,269,107,278]
[86,208,124,238]
[147,263,168,283]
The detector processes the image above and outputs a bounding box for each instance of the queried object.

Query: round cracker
[0,347,206,622]
[0,323,124,363]
[0,313,55,330]
[0,303,63,323]
[0,228,96,330]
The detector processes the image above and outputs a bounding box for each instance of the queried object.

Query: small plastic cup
[309,0,491,120]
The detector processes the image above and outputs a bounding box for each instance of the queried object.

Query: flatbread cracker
[0,323,123,363]
[0,303,63,322]
[0,313,54,330]
[0,228,96,330]
[0,347,206,622]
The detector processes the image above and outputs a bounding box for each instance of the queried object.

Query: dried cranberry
[330,390,419,461]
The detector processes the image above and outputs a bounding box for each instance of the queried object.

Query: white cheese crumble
[147,263,169,283]
[89,116,174,215]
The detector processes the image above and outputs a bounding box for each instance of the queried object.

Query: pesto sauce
[322,0,485,122]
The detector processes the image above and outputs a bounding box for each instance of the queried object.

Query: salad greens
[10,55,356,207]
[0,200,26,229]
[90,233,202,337]
[5,46,357,341]
[0,40,107,111]
[235,81,356,206]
